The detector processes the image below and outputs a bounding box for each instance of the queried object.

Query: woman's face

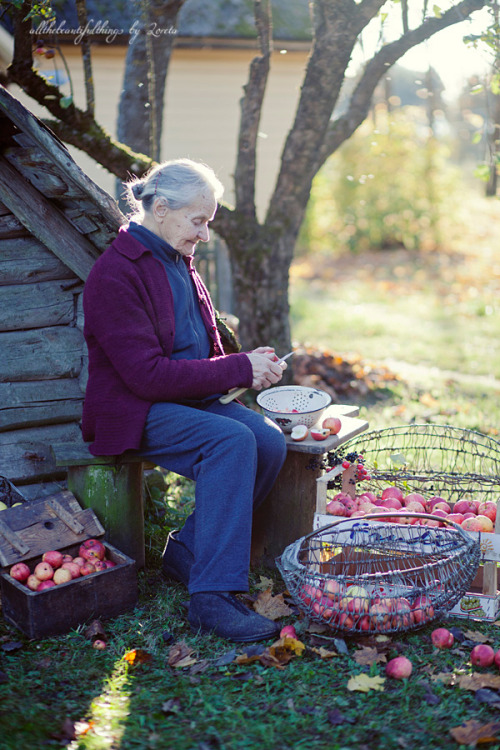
[156,192,217,256]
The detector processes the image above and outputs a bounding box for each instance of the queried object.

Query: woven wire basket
[277,513,481,634]
[332,424,500,505]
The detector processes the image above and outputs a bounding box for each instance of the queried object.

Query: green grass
[2,192,500,750]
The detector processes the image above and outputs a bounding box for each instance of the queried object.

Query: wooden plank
[0,236,76,285]
[0,279,81,331]
[0,326,84,382]
[0,212,27,239]
[16,482,66,501]
[0,422,82,484]
[285,412,369,455]
[0,379,84,431]
[4,146,79,198]
[0,155,100,281]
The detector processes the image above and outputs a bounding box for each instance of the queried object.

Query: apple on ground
[9,562,31,582]
[386,656,412,679]
[431,627,454,649]
[42,550,64,569]
[470,644,495,667]
[79,539,106,562]
[280,625,298,639]
[93,639,107,650]
[34,561,54,581]
[494,649,500,669]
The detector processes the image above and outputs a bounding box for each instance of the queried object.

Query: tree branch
[75,0,94,117]
[233,0,272,218]
[318,0,488,167]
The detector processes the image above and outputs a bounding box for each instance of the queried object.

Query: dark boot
[188,591,280,642]
[161,530,193,587]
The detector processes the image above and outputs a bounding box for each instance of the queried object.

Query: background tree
[4,0,490,355]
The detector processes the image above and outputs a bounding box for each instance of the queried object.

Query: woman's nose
[198,224,210,242]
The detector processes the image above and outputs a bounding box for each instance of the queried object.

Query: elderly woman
[82,159,288,642]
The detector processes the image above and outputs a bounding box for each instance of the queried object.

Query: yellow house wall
[11,44,309,219]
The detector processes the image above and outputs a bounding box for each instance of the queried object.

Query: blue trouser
[139,398,287,594]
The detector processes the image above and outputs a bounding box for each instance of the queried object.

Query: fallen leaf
[167,641,197,669]
[189,659,209,675]
[1,641,23,652]
[161,698,181,714]
[270,635,306,657]
[84,620,107,642]
[306,621,330,634]
[253,588,293,620]
[255,576,274,592]
[235,638,303,670]
[458,673,500,691]
[123,648,153,666]
[309,646,338,659]
[464,630,493,643]
[213,649,238,667]
[430,672,457,686]
[475,688,500,707]
[449,719,500,745]
[354,646,387,667]
[347,673,385,693]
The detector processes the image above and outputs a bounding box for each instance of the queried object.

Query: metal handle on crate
[304,511,474,544]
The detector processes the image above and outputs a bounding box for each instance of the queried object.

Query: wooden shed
[0,84,124,500]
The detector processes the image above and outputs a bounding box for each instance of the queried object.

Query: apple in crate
[42,550,63,569]
[79,539,106,562]
[80,561,96,576]
[26,574,41,591]
[34,562,54,581]
[38,580,56,591]
[53,568,72,585]
[61,562,81,579]
[9,562,31,583]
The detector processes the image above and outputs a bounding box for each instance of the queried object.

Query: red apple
[431,627,454,649]
[61,562,81,579]
[34,561,54,581]
[61,554,74,564]
[104,560,116,568]
[386,656,412,679]
[79,539,106,562]
[475,515,494,532]
[382,497,402,511]
[9,562,31,582]
[93,639,107,650]
[26,574,41,591]
[382,486,404,502]
[80,561,96,576]
[93,560,108,572]
[454,499,477,516]
[369,600,390,630]
[42,550,63,569]
[325,500,347,516]
[447,513,464,526]
[470,644,495,667]
[461,517,483,532]
[280,625,298,639]
[411,595,434,624]
[322,416,341,435]
[433,502,451,514]
[340,585,369,614]
[404,492,426,507]
[37,579,56,591]
[310,427,330,441]
[477,502,497,523]
[324,579,345,602]
[72,556,86,567]
[53,567,72,585]
[494,649,500,669]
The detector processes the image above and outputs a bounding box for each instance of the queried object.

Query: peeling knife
[219,351,294,405]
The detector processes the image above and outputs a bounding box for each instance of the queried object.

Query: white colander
[256,386,332,432]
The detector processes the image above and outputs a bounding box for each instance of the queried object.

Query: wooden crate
[0,490,138,639]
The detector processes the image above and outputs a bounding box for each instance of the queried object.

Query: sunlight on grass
[68,661,132,750]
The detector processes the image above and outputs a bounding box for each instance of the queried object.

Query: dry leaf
[122,649,153,666]
[269,635,306,659]
[310,646,338,659]
[84,620,107,643]
[430,672,457,686]
[255,576,274,592]
[449,720,500,745]
[168,641,197,669]
[161,698,181,714]
[464,630,493,643]
[306,621,330,634]
[235,637,304,669]
[253,588,293,620]
[458,673,500,691]
[354,646,387,667]
[347,673,385,693]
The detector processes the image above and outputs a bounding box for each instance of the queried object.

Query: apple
[299,584,320,607]
[9,562,31,582]
[447,513,464,526]
[37,580,56,591]
[310,427,330,441]
[470,644,495,667]
[386,656,412,679]
[326,500,347,516]
[340,585,369,614]
[53,567,73,585]
[312,598,334,619]
[34,561,54,581]
[104,560,116,568]
[93,639,107,650]
[79,539,106,562]
[461,517,483,532]
[322,416,341,435]
[26,574,41,591]
[404,492,426,507]
[42,550,63,569]
[72,556,86,567]
[80,561,96,576]
[61,562,81,579]
[474,515,494,532]
[291,424,308,441]
[494,649,500,669]
[337,612,354,630]
[478,502,497,523]
[358,491,378,503]
[426,495,446,510]
[280,625,298,639]
[93,560,108,572]
[454,499,477,516]
[382,497,402,511]
[431,627,454,649]
[433,502,452,514]
[411,595,434,624]
[382,487,404,502]
[369,600,391,630]
[404,500,426,514]
[324,579,345,601]
[342,499,358,517]
[61,554,74,564]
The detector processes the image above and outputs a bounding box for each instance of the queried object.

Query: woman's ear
[153,198,168,221]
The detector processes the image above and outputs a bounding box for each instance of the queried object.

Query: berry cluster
[34,40,55,59]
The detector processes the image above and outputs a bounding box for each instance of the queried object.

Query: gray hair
[126,158,224,215]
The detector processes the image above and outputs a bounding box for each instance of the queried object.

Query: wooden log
[0,212,27,239]
[0,279,81,331]
[0,422,82,484]
[0,379,83,431]
[0,236,76,285]
[0,155,100,281]
[4,146,80,198]
[0,326,84,382]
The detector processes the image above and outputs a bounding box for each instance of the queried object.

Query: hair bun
[131,182,144,200]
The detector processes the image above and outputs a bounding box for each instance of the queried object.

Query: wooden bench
[51,442,145,568]
[251,404,368,567]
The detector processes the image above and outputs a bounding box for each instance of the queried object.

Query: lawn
[1,191,500,750]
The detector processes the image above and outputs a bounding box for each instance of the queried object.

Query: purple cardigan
[81,228,252,455]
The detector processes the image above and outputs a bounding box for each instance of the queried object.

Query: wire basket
[277,512,481,634]
[334,424,500,506]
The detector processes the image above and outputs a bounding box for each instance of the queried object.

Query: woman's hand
[246,347,287,391]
